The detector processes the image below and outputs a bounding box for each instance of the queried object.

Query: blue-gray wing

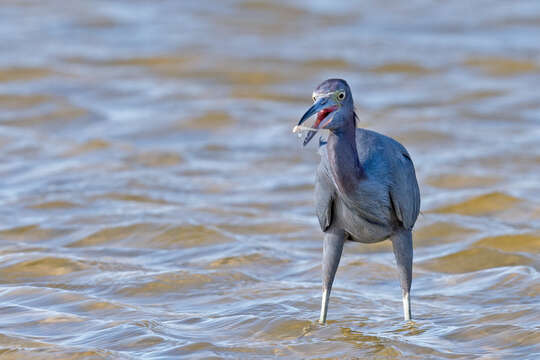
[315,162,334,232]
[389,148,420,230]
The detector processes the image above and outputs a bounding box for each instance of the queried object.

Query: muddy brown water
[0,1,539,359]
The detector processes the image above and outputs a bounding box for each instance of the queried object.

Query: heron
[295,78,420,323]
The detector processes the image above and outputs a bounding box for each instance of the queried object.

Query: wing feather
[315,163,334,232]
[389,149,420,230]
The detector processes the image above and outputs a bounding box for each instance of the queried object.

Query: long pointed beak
[298,97,328,126]
[297,96,337,146]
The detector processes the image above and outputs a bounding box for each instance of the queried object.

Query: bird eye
[337,91,346,101]
[312,95,317,102]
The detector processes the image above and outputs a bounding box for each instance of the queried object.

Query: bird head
[297,78,354,146]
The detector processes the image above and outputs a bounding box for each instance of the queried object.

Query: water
[0,0,539,358]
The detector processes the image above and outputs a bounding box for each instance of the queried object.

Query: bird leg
[319,230,345,324]
[391,230,413,321]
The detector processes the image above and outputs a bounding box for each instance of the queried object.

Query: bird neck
[327,118,364,194]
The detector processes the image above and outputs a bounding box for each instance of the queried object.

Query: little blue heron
[295,79,420,323]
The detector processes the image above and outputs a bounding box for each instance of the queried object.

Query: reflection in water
[0,0,539,358]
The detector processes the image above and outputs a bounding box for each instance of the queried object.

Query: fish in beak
[295,96,338,146]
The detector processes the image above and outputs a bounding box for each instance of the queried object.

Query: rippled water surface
[1,0,539,359]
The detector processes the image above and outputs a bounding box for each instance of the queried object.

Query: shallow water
[0,0,539,359]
